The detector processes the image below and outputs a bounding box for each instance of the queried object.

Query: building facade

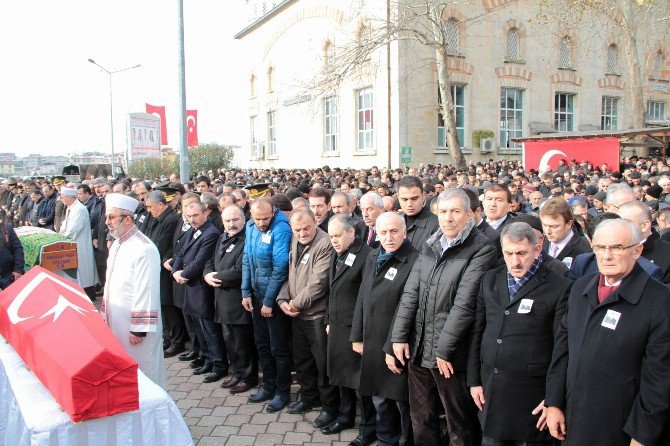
[235,0,670,168]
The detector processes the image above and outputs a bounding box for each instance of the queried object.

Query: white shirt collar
[487,214,507,230]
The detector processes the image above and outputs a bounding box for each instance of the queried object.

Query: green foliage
[186,143,235,177]
[128,157,179,180]
[472,130,495,148]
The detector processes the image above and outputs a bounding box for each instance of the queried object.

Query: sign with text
[401,146,412,163]
[127,113,161,160]
[523,137,620,172]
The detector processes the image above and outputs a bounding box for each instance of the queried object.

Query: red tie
[367,227,375,245]
[597,275,619,303]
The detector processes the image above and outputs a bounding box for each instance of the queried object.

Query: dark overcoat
[146,206,182,305]
[169,221,191,308]
[467,264,571,442]
[350,241,419,402]
[326,239,371,389]
[404,206,439,250]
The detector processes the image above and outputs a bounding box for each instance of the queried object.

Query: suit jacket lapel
[508,272,545,307]
[496,269,511,305]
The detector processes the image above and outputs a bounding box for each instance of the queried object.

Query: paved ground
[164,354,364,446]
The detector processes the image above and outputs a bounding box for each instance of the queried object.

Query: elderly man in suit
[277,208,339,425]
[351,212,420,446]
[204,205,258,394]
[468,222,571,446]
[546,219,670,446]
[323,214,375,443]
[171,201,227,383]
[359,192,385,249]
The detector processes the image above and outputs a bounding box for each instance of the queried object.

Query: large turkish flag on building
[523,137,620,173]
[145,103,168,145]
[0,267,139,422]
[187,109,198,147]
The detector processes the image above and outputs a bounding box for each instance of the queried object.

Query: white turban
[106,193,139,214]
[60,186,77,197]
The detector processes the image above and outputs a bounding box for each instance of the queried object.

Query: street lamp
[88,59,141,177]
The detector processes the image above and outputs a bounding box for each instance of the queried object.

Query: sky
[0,1,250,157]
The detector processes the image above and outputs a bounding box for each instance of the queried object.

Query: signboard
[523,137,620,172]
[401,146,412,163]
[41,242,78,271]
[127,113,161,160]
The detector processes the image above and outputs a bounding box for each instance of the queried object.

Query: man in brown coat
[277,208,339,427]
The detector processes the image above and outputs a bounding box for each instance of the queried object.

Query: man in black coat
[391,189,497,446]
[0,222,24,289]
[546,219,670,446]
[171,201,227,383]
[396,176,439,250]
[37,183,57,230]
[145,191,185,357]
[540,198,591,269]
[351,212,420,446]
[322,214,375,443]
[204,205,258,394]
[468,222,571,445]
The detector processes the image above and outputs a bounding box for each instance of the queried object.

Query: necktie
[549,243,559,257]
[367,227,375,245]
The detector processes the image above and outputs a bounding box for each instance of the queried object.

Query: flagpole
[177,0,189,183]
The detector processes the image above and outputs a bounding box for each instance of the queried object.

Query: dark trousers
[292,317,339,412]
[251,301,292,398]
[372,396,412,446]
[482,437,554,446]
[196,318,228,374]
[162,304,188,348]
[94,247,107,286]
[183,312,202,355]
[408,362,481,446]
[222,323,258,385]
[359,394,377,438]
[338,386,357,422]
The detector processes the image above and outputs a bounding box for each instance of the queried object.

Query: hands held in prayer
[241,297,253,312]
[470,386,486,411]
[385,354,402,374]
[352,342,364,355]
[546,406,566,440]
[261,305,273,317]
[436,357,454,378]
[163,258,173,272]
[129,334,144,345]
[173,270,188,284]
[280,301,300,317]
[392,343,410,366]
[204,272,222,288]
[532,400,548,431]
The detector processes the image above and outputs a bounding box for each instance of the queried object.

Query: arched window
[250,74,256,98]
[267,66,274,92]
[559,37,571,68]
[506,28,519,60]
[323,40,334,68]
[445,18,459,55]
[654,50,663,78]
[606,44,618,73]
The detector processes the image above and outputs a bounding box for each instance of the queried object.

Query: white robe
[102,227,166,388]
[59,199,98,288]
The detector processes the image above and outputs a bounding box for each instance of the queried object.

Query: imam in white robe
[102,226,166,388]
[59,199,98,288]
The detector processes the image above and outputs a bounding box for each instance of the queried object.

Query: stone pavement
[164,354,366,446]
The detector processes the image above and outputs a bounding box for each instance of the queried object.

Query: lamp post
[88,59,140,177]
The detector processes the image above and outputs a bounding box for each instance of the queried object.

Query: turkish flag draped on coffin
[523,137,620,172]
[145,103,168,145]
[187,109,198,147]
[0,266,139,422]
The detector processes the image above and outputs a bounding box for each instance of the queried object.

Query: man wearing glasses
[545,218,670,446]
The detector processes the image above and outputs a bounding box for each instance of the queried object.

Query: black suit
[641,229,670,284]
[169,220,199,354]
[204,228,258,385]
[146,206,185,349]
[172,219,227,373]
[543,229,591,264]
[134,202,153,234]
[545,265,670,446]
[467,264,571,442]
[360,225,380,249]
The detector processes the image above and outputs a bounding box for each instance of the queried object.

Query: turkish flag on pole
[523,137,620,173]
[145,103,168,145]
[187,109,198,147]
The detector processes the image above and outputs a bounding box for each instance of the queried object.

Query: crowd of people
[1,155,669,446]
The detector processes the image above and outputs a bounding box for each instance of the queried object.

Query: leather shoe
[164,345,186,358]
[179,351,199,361]
[286,400,316,414]
[230,382,254,394]
[202,371,227,383]
[265,395,289,413]
[189,357,206,369]
[248,388,274,403]
[313,411,338,429]
[348,434,376,446]
[321,419,355,435]
[192,364,213,375]
[220,377,240,389]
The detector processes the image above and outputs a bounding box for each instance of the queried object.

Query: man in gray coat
[391,189,497,446]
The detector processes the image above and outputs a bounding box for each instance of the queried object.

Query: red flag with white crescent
[523,137,620,173]
[145,103,168,145]
[187,109,198,147]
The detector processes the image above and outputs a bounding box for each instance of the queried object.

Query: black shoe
[321,419,355,435]
[313,411,338,429]
[192,364,213,375]
[286,400,316,414]
[189,357,206,369]
[248,388,274,403]
[179,351,199,361]
[202,370,227,383]
[164,345,186,358]
[265,395,289,413]
[348,434,376,446]
[220,377,241,389]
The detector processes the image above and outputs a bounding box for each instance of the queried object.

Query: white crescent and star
[187,115,196,127]
[539,149,567,173]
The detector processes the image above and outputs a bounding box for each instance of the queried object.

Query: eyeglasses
[592,243,639,255]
